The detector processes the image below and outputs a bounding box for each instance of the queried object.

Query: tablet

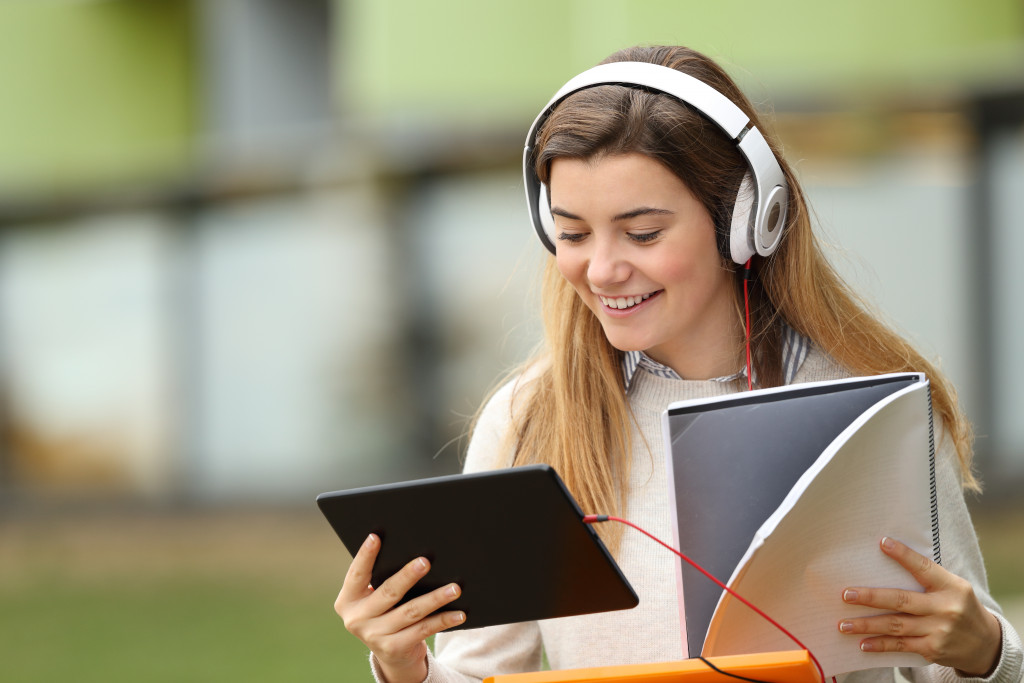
[316,464,638,630]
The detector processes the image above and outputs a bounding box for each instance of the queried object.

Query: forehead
[548,153,690,206]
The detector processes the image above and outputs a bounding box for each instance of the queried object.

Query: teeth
[599,293,652,309]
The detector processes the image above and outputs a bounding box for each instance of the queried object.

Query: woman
[335,46,1023,683]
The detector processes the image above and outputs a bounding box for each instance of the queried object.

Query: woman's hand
[335,534,466,683]
[838,536,1002,677]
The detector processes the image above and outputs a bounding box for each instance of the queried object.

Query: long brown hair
[489,45,977,549]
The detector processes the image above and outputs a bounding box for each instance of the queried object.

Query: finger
[378,582,464,634]
[339,534,381,603]
[841,584,930,616]
[877,537,945,592]
[393,606,468,644]
[369,609,467,670]
[838,613,937,638]
[366,556,432,613]
[856,635,928,656]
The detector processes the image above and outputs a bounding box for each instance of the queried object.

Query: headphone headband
[523,62,788,264]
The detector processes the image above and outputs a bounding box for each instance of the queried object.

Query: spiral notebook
[662,372,939,678]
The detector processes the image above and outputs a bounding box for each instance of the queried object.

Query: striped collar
[621,325,811,392]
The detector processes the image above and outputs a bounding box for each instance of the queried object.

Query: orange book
[484,650,819,683]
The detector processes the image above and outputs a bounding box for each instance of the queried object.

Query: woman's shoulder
[480,357,548,422]
[788,342,852,384]
[463,357,549,474]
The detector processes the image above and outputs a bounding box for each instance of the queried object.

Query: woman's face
[549,152,741,379]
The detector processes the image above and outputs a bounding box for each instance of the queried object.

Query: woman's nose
[587,239,630,288]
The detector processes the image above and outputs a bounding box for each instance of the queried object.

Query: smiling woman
[549,153,739,380]
[332,45,1024,683]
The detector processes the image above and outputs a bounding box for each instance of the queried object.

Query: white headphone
[523,62,789,265]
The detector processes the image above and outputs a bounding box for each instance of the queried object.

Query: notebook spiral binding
[926,387,941,566]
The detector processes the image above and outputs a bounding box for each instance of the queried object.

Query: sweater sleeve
[897,424,1024,683]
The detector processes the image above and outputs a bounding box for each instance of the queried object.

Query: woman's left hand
[838,536,1002,677]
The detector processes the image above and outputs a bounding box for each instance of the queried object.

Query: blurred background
[1,1,1022,680]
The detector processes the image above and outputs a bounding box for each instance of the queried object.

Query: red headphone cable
[583,514,826,683]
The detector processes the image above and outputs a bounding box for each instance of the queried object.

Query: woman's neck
[644,314,746,381]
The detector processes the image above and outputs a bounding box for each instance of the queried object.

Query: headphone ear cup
[729,172,756,264]
[538,183,557,248]
[755,184,788,257]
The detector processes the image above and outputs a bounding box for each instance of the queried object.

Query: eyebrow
[550,206,675,222]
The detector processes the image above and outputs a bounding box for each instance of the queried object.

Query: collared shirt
[621,324,811,392]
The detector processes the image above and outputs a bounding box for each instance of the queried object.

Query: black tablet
[316,464,638,630]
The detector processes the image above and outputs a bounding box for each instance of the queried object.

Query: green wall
[2,0,1021,196]
[337,0,1024,124]
[0,1,196,198]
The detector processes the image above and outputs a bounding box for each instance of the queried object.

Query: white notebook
[662,372,938,678]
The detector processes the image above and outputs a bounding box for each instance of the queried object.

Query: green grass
[0,506,373,682]
[0,577,369,682]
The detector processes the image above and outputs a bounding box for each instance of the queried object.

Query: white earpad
[729,172,756,264]
[756,184,787,256]
[538,183,556,248]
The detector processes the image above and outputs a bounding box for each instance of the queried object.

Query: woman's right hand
[335,533,466,683]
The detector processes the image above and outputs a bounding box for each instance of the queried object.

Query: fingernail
[843,589,858,603]
[447,584,459,597]
[452,611,466,624]
[364,534,377,548]
[860,641,875,652]
[881,537,895,550]
[417,557,429,572]
[839,621,854,633]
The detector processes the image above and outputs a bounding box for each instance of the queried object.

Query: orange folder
[484,650,820,683]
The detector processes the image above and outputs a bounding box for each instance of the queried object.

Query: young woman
[335,46,1023,683]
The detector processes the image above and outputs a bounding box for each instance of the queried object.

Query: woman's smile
[596,290,662,314]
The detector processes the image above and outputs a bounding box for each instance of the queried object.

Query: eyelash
[630,230,661,244]
[556,230,662,245]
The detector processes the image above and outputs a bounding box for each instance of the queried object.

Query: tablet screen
[317,465,638,630]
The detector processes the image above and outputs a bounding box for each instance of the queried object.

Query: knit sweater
[369,345,1023,683]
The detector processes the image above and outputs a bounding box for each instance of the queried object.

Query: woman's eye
[629,231,661,244]
[557,232,587,244]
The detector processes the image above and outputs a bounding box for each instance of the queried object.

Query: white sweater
[370,345,1023,683]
